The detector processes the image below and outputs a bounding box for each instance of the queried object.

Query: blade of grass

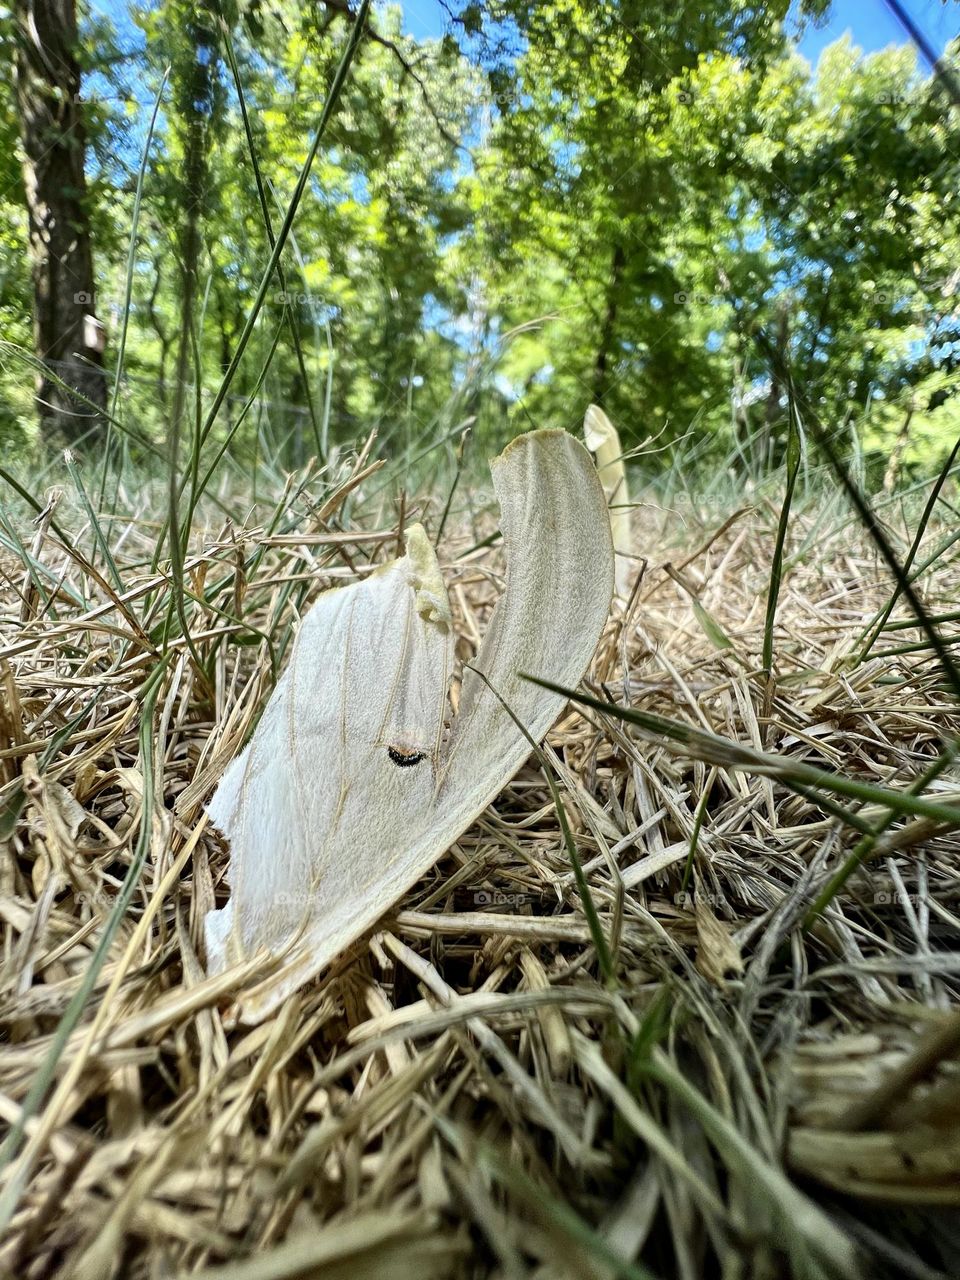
[221,20,323,463]
[0,657,169,1230]
[64,449,123,593]
[762,377,803,715]
[145,0,370,594]
[436,1117,661,1280]
[679,769,716,898]
[523,676,960,829]
[0,341,165,463]
[472,668,616,985]
[803,743,957,927]
[187,0,370,474]
[641,1049,861,1278]
[0,689,106,839]
[434,423,472,546]
[95,67,170,535]
[753,325,960,706]
[858,432,960,661]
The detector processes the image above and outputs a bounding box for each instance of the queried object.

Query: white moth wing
[584,404,632,598]
[204,523,452,997]
[583,404,610,455]
[206,431,614,1023]
[440,429,614,800]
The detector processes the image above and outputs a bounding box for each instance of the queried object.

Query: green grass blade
[96,67,170,526]
[472,668,616,985]
[752,327,960,705]
[522,676,960,829]
[221,22,323,464]
[64,450,123,593]
[0,659,169,1231]
[858,433,960,661]
[762,381,802,692]
[803,743,958,926]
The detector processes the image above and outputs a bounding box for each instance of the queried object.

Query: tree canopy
[2,0,958,477]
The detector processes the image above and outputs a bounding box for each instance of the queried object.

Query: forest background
[1,0,959,486]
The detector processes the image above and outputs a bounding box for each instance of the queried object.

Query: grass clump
[0,438,959,1278]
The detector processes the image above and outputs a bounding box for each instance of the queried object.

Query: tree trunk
[762,305,790,469]
[883,406,913,493]
[593,242,625,406]
[13,0,106,441]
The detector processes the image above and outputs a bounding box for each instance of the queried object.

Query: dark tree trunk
[762,305,790,468]
[145,254,170,408]
[13,0,106,441]
[593,242,625,405]
[168,1,220,460]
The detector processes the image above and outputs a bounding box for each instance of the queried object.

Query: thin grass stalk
[753,326,960,706]
[803,742,958,927]
[524,678,960,828]
[190,0,370,460]
[473,669,616,985]
[761,379,802,714]
[95,68,170,533]
[437,1118,659,1280]
[858,432,960,661]
[219,21,323,463]
[0,659,168,1228]
[145,0,370,579]
[64,449,122,593]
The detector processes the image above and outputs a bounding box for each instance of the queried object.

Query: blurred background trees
[1,0,958,479]
[11,0,107,439]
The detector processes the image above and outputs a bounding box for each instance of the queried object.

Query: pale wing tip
[404,522,452,625]
[490,425,615,600]
[206,747,249,840]
[204,901,234,976]
[583,403,617,453]
[492,426,594,472]
[204,753,248,975]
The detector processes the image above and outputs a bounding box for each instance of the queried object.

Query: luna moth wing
[440,429,614,795]
[583,404,632,599]
[204,523,453,983]
[205,429,614,1023]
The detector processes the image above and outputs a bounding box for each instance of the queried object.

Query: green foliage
[463,9,960,465]
[0,8,32,449]
[0,0,957,479]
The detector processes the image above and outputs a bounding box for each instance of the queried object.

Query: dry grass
[2,451,960,1280]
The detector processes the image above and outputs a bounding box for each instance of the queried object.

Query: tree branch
[321,0,463,151]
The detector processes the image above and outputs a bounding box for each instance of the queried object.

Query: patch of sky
[789,0,955,70]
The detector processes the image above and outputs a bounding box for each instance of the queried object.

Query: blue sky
[90,0,958,80]
[84,0,956,169]
[791,0,957,68]
[400,0,957,64]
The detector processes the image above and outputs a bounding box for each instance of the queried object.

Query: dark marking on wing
[388,746,426,768]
